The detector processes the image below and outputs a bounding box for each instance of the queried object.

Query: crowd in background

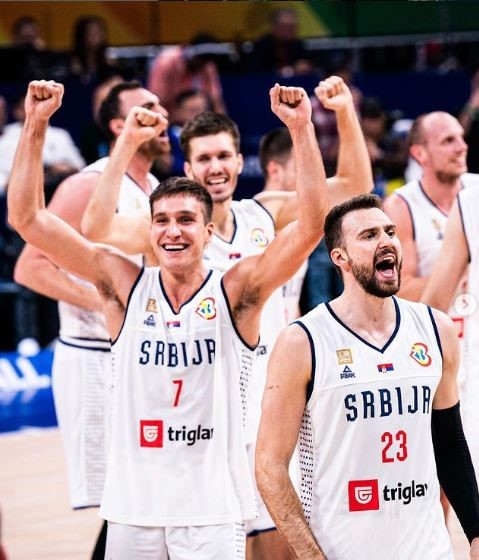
[1,8,479,352]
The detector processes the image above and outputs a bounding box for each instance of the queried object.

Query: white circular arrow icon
[454,293,477,317]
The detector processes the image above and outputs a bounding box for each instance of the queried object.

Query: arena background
[0,2,477,558]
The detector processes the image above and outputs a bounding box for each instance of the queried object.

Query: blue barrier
[0,349,57,433]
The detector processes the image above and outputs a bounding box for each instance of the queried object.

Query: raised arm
[320,76,373,207]
[225,84,327,346]
[14,171,104,311]
[256,325,325,559]
[80,107,167,259]
[383,193,427,300]
[421,199,469,312]
[261,76,373,231]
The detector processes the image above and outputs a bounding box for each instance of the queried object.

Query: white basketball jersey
[296,298,452,560]
[99,267,257,526]
[457,187,479,478]
[58,158,157,345]
[393,175,479,360]
[205,199,287,441]
[283,261,307,323]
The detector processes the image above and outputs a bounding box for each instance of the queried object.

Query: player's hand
[270,84,312,129]
[24,80,64,123]
[470,537,479,559]
[122,106,169,147]
[314,75,353,113]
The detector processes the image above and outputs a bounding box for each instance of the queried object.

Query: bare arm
[383,193,428,300]
[7,81,140,338]
[14,171,104,311]
[80,111,167,260]
[319,76,373,208]
[14,244,103,311]
[421,200,468,312]
[262,76,373,231]
[225,85,327,346]
[432,309,460,410]
[256,325,325,559]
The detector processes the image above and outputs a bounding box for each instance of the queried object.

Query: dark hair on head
[324,193,383,275]
[174,89,209,109]
[180,111,240,161]
[258,127,293,177]
[408,113,428,148]
[98,80,143,142]
[150,176,213,223]
[73,15,107,56]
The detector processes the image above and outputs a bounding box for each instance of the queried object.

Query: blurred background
[1,0,479,430]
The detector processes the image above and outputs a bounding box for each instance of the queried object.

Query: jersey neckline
[158,269,214,315]
[325,296,401,354]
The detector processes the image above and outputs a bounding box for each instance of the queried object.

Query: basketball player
[256,193,479,559]
[13,81,168,558]
[256,127,306,323]
[79,74,372,560]
[422,188,479,482]
[8,79,327,558]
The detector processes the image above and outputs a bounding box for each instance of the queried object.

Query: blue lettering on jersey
[139,338,216,367]
[344,385,432,422]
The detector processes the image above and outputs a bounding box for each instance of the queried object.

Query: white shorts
[105,522,246,560]
[52,339,110,508]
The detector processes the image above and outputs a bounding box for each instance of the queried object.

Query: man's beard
[349,253,401,298]
[139,136,171,158]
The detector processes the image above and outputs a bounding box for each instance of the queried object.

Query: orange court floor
[0,428,471,559]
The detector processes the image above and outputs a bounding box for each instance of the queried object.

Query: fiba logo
[348,479,379,511]
[140,420,163,447]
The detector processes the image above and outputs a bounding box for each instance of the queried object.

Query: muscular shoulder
[47,171,100,227]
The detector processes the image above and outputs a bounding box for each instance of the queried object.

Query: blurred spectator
[0,94,85,194]
[79,75,124,164]
[11,15,45,50]
[251,8,313,76]
[165,89,211,176]
[70,15,119,84]
[148,34,226,114]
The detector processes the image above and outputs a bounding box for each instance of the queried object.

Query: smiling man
[256,193,479,560]
[79,77,373,559]
[8,79,327,559]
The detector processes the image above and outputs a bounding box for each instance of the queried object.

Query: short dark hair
[180,112,240,161]
[258,127,293,177]
[98,80,143,142]
[149,176,213,223]
[324,193,383,274]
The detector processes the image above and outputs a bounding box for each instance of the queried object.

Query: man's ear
[184,160,193,180]
[331,247,348,269]
[409,144,426,166]
[237,152,244,174]
[109,118,125,139]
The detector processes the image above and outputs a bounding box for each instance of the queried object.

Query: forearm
[432,403,479,543]
[81,136,137,241]
[15,250,103,311]
[335,103,373,197]
[8,117,47,231]
[290,121,327,241]
[257,463,325,559]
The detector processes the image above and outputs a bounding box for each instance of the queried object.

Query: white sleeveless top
[99,267,257,526]
[205,198,287,441]
[296,297,452,560]
[393,175,479,355]
[58,157,157,347]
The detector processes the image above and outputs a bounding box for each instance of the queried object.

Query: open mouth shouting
[374,251,398,281]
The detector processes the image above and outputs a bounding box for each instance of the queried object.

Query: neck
[420,170,462,213]
[125,152,154,195]
[212,197,234,240]
[160,265,209,312]
[331,282,397,335]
